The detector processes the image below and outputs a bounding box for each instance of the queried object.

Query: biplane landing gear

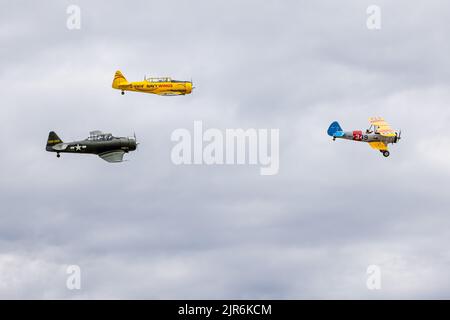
[57,153,60,158]
[121,91,125,95]
[381,150,390,157]
[333,137,336,141]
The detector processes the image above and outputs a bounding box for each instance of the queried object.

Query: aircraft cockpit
[366,125,379,134]
[145,76,173,82]
[88,131,114,141]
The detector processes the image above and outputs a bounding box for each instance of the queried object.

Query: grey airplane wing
[98,150,125,163]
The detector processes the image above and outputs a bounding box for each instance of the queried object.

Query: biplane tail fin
[46,131,63,150]
[112,70,128,88]
[327,121,344,137]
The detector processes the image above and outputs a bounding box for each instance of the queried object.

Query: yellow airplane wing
[369,117,396,137]
[369,141,388,150]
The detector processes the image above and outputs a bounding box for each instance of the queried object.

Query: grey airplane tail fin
[46,131,63,150]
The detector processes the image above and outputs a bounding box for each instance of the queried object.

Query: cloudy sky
[1,0,450,299]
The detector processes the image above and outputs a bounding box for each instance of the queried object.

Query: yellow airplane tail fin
[112,70,128,88]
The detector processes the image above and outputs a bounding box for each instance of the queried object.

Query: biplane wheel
[121,91,125,95]
[57,153,60,158]
[382,150,390,157]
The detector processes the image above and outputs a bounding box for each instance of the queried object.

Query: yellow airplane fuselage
[112,71,192,96]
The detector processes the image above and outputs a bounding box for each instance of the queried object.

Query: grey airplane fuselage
[48,137,137,155]
[335,130,397,144]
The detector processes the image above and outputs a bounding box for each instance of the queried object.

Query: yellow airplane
[112,70,193,96]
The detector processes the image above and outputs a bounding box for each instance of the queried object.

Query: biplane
[327,117,401,157]
[46,130,138,162]
[112,70,193,96]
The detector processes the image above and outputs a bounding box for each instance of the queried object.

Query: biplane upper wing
[369,117,396,137]
[368,141,388,151]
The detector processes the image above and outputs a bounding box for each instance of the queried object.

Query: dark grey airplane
[46,130,137,162]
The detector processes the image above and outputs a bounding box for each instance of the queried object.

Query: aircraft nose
[129,138,137,151]
[186,82,193,94]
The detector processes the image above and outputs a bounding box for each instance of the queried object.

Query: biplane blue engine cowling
[327,121,344,137]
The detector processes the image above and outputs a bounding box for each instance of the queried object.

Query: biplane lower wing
[368,141,388,150]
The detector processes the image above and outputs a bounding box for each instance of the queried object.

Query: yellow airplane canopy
[145,76,173,82]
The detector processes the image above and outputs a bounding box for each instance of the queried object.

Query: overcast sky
[1,0,450,299]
